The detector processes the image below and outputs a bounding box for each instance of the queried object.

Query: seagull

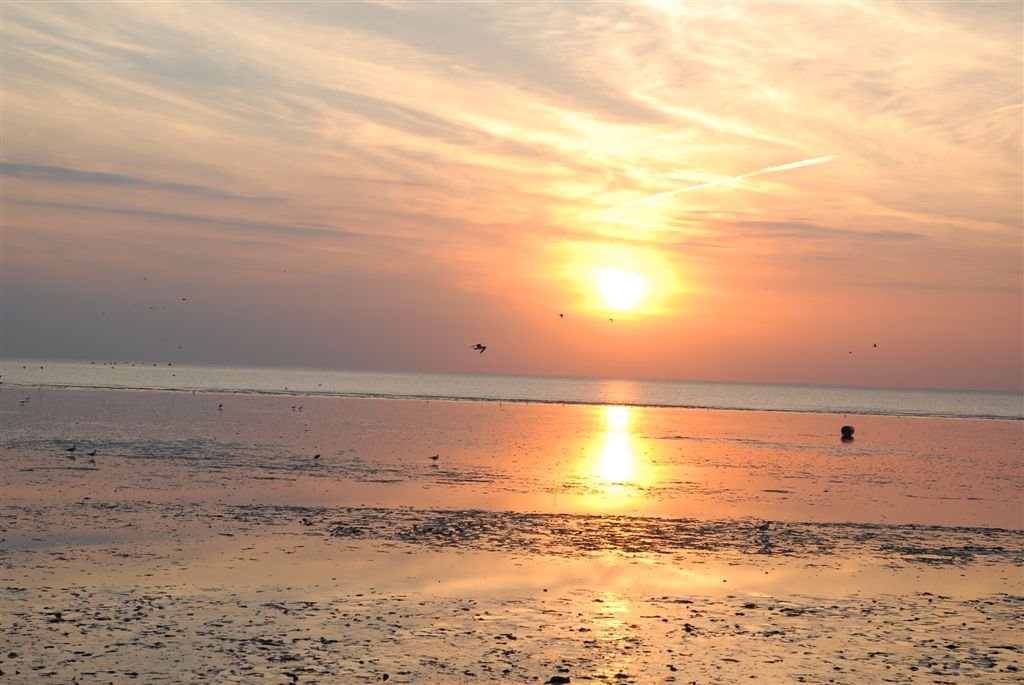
[471,343,487,354]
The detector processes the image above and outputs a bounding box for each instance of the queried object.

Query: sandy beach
[2,388,1022,683]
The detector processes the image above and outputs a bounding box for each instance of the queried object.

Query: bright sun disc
[596,268,648,311]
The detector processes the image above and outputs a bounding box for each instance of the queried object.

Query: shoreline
[3,381,1022,425]
[3,359,1021,421]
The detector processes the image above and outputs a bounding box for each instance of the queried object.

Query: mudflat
[2,388,1021,683]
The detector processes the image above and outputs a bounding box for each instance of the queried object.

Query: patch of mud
[2,585,1021,684]
[307,507,1024,566]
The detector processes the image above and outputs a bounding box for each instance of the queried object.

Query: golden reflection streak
[589,405,654,504]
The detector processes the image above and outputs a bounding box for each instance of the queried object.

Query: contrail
[601,155,837,216]
[756,155,836,174]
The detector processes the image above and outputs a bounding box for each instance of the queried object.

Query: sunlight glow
[596,268,648,312]
[559,241,685,317]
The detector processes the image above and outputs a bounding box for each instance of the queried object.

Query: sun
[557,240,684,316]
[596,268,648,312]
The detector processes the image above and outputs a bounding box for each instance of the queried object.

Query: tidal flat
[1,388,1021,683]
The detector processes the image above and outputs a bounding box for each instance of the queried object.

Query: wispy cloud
[0,0,1020,387]
[0,162,276,201]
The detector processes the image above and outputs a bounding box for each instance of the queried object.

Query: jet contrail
[601,155,837,216]
[756,155,837,175]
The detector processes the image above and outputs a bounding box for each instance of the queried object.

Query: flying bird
[471,343,487,353]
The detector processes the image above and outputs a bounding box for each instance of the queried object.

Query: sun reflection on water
[596,407,635,486]
[584,405,659,508]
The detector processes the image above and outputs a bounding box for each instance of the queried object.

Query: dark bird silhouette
[313,454,321,460]
[430,454,440,461]
[65,446,76,453]
[559,313,564,318]
[87,450,97,457]
[471,343,487,354]
[757,521,771,532]
[873,343,878,348]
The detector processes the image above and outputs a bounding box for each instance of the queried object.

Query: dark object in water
[841,425,855,440]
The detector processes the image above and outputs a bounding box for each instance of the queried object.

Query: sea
[1,357,1020,420]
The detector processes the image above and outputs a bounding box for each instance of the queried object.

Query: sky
[1,1,1021,391]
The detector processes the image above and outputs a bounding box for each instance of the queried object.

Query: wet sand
[2,388,1022,683]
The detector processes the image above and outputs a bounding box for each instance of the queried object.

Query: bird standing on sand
[430,454,440,461]
[471,343,487,354]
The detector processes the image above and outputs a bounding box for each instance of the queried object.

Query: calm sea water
[1,358,1020,420]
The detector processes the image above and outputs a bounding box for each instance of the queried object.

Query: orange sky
[1,1,1021,390]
